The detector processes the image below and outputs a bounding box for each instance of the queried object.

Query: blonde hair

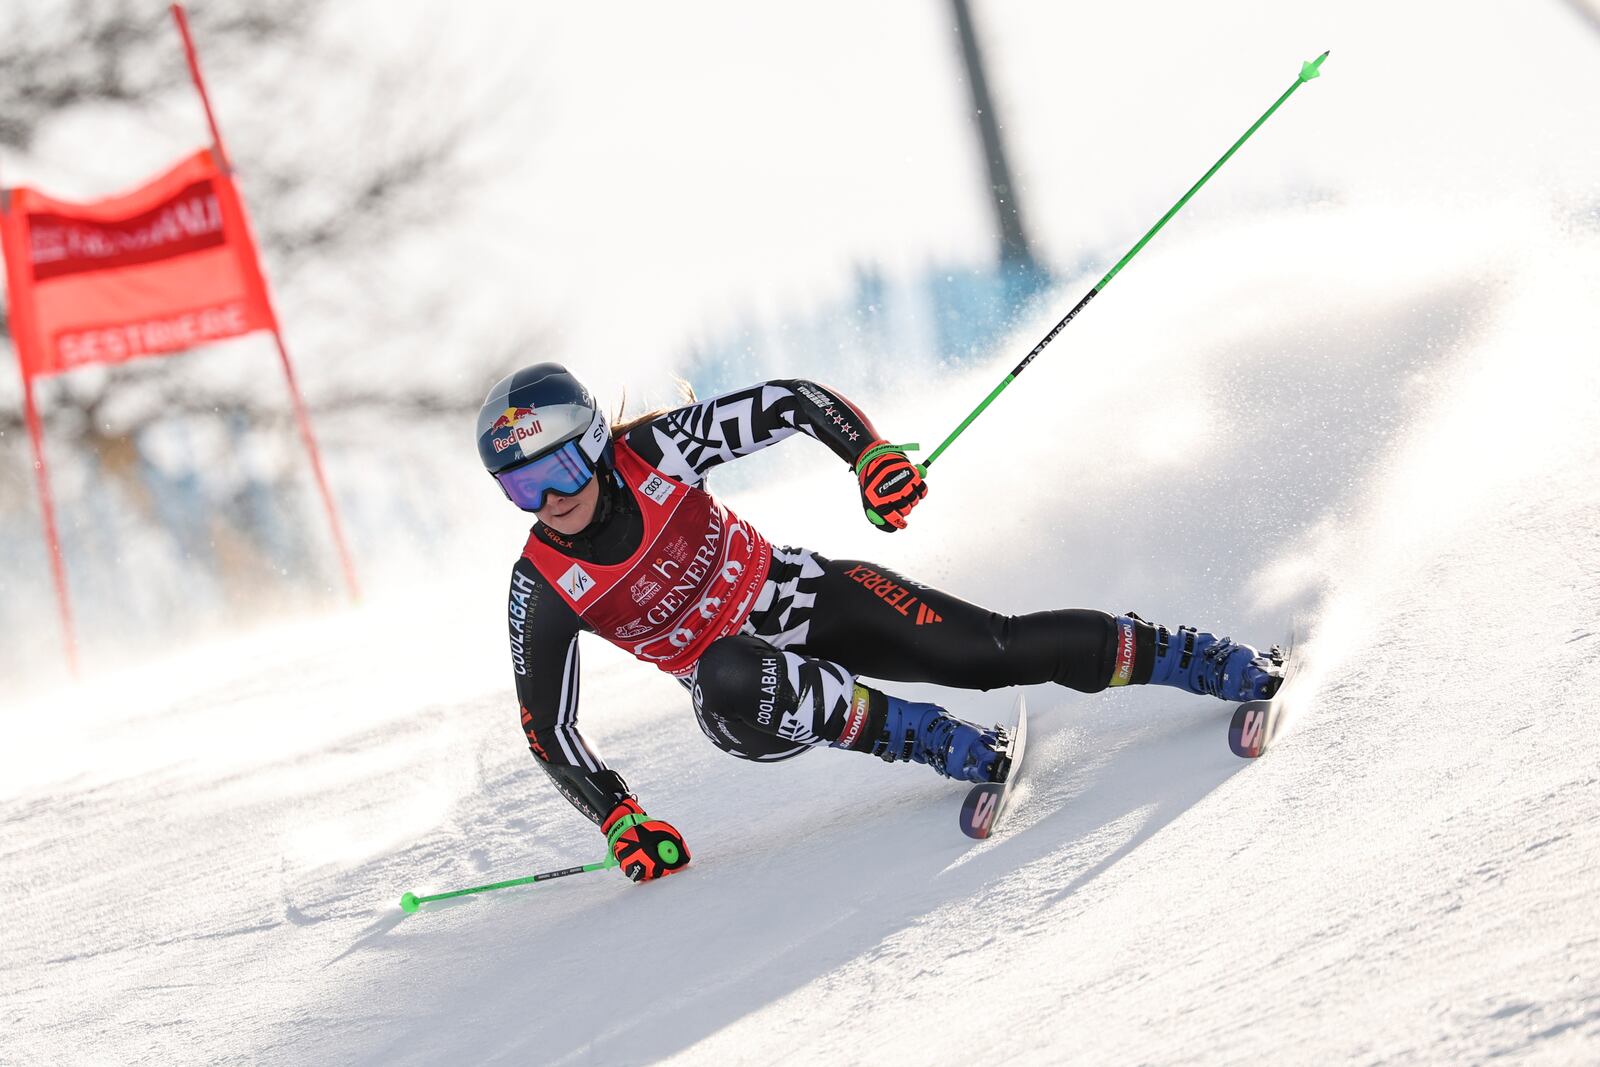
[610,376,698,438]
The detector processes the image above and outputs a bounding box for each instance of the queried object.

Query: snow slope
[4,196,1599,1065]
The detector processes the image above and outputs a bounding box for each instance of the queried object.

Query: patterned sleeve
[508,557,633,826]
[623,379,881,487]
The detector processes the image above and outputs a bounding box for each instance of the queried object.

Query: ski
[1229,695,1283,758]
[1228,643,1299,758]
[959,694,1028,839]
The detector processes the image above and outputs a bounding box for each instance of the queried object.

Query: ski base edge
[960,695,1029,839]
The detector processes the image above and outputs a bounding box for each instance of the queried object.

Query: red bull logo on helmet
[490,405,543,453]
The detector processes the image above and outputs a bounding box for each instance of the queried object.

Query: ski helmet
[476,362,612,511]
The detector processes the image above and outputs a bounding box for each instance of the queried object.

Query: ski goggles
[494,439,596,512]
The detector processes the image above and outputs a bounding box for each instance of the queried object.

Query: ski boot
[1125,613,1284,701]
[873,695,1008,783]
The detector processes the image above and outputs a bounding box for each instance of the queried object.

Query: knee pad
[695,635,800,730]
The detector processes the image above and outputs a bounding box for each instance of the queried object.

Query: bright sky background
[7,1,1597,405]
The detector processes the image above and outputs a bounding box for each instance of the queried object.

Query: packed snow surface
[5,197,1598,1065]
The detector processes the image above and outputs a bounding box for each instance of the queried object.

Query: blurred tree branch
[0,0,320,152]
[0,0,500,437]
[0,0,536,620]
[1554,0,1600,37]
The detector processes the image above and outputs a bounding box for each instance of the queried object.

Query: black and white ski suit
[506,380,1123,825]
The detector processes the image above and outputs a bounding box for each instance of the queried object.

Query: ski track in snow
[5,203,1600,1063]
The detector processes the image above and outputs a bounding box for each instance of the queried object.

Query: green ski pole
[400,855,616,913]
[918,50,1329,473]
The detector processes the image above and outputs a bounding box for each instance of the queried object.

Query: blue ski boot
[874,695,1006,783]
[1123,614,1283,701]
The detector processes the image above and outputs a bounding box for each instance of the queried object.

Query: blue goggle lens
[495,440,595,511]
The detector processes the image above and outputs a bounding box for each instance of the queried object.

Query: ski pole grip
[605,811,650,849]
[853,441,921,474]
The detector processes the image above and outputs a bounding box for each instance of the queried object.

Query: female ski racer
[480,363,1283,883]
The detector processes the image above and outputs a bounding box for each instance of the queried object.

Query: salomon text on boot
[1109,613,1284,702]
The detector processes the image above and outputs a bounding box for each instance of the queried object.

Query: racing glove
[602,798,690,883]
[856,439,928,531]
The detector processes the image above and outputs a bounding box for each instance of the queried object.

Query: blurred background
[2,0,1597,691]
